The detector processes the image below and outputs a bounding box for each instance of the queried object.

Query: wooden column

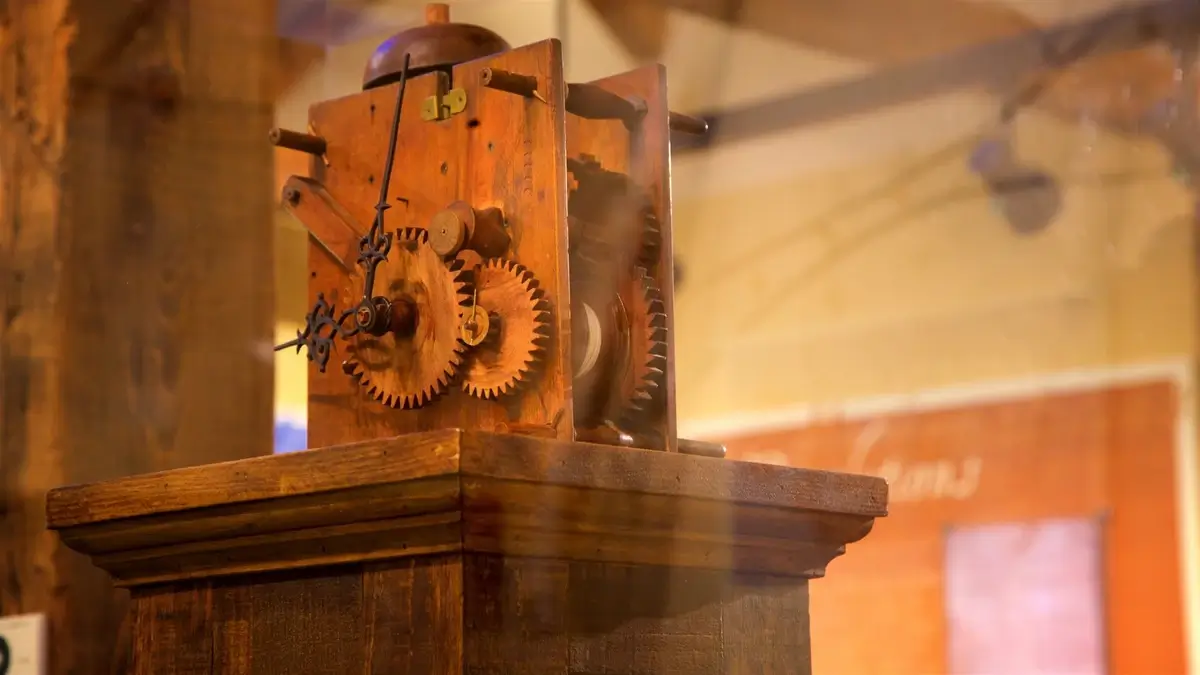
[0,0,276,672]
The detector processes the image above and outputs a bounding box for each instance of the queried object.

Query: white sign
[0,613,46,675]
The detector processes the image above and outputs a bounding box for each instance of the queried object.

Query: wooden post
[0,0,276,672]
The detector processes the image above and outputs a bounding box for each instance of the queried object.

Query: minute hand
[355,53,412,331]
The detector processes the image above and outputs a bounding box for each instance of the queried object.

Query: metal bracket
[421,72,467,121]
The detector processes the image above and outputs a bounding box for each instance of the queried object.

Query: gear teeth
[639,209,662,265]
[618,266,669,420]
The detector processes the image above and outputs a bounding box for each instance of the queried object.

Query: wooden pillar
[0,0,276,672]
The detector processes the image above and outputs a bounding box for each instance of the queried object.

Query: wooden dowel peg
[668,111,708,136]
[677,439,726,459]
[564,82,646,127]
[425,3,450,24]
[480,68,539,99]
[428,201,511,258]
[269,128,327,156]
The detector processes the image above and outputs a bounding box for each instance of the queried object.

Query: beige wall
[273,0,1197,425]
[672,107,1194,421]
[556,0,1196,423]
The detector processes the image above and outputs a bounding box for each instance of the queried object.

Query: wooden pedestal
[46,431,886,674]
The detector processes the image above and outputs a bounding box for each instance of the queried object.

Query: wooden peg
[668,111,708,135]
[480,68,539,99]
[428,201,510,258]
[269,128,327,156]
[425,3,450,24]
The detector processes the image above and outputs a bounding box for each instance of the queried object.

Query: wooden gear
[271,3,717,455]
[460,258,551,399]
[343,228,473,409]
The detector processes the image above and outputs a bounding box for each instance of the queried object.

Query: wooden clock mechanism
[272,3,720,457]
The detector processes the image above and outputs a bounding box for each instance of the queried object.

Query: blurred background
[274,3,1198,669]
[1,0,1198,672]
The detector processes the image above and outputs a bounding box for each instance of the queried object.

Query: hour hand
[280,176,367,273]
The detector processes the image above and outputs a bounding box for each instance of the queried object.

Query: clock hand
[273,53,411,368]
[353,52,412,336]
[273,293,357,373]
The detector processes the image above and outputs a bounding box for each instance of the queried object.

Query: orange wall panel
[718,381,1185,675]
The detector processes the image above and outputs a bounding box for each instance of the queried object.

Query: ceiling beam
[271,37,325,98]
[672,0,1199,152]
[584,0,671,62]
[669,0,1034,63]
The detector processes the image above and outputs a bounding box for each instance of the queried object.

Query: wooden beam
[673,0,1035,63]
[0,0,276,672]
[583,0,671,62]
[272,37,325,99]
[673,0,1200,152]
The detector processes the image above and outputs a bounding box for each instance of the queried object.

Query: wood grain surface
[125,554,813,674]
[566,66,679,451]
[51,430,864,673]
[304,40,576,447]
[47,431,885,587]
[0,1,276,673]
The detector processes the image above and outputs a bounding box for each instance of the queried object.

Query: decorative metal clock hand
[273,53,413,367]
[353,52,412,336]
[273,293,357,373]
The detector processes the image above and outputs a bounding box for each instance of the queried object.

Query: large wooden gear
[272,2,721,458]
[344,228,473,409]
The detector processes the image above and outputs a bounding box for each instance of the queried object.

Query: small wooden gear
[345,228,473,408]
[461,259,551,399]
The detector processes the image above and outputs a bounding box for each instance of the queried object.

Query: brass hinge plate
[421,88,467,121]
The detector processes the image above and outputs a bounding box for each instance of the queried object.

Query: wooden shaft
[677,439,726,459]
[268,127,327,156]
[668,111,708,135]
[565,82,646,126]
[480,68,539,98]
[564,83,709,136]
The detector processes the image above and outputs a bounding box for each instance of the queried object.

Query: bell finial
[425,3,450,24]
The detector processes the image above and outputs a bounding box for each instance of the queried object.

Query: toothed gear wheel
[614,267,667,421]
[345,228,473,408]
[460,259,551,399]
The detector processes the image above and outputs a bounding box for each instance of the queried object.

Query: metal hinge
[421,71,467,122]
